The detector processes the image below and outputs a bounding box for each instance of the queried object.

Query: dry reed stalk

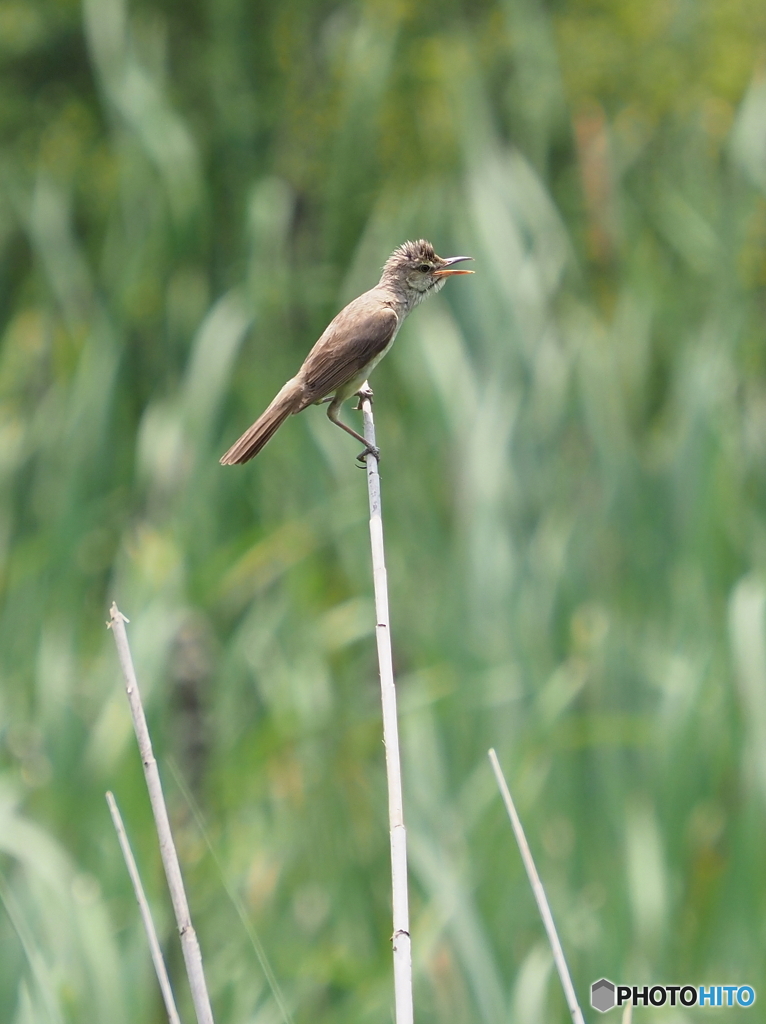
[106,790,183,1024]
[489,748,585,1024]
[109,603,215,1024]
[361,395,413,1024]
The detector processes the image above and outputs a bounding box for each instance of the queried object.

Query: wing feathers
[298,299,398,402]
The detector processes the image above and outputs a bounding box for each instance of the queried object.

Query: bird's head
[381,239,473,303]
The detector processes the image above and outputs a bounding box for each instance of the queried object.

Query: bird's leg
[326,396,380,463]
[354,381,374,411]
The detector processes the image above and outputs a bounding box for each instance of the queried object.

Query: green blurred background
[2,0,766,1020]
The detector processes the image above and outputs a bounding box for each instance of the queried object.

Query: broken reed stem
[361,396,413,1024]
[108,603,215,1024]
[106,790,182,1024]
[488,749,585,1024]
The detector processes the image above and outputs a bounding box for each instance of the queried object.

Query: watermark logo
[591,979,616,1013]
[590,979,756,1012]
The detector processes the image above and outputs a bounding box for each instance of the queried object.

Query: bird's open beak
[433,255,474,277]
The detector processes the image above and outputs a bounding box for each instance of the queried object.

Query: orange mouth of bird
[432,255,474,277]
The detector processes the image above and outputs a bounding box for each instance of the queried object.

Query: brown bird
[219,239,473,465]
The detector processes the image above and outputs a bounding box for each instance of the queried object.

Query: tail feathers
[220,378,305,464]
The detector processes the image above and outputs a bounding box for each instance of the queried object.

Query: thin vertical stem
[109,603,215,1024]
[361,395,413,1024]
[106,791,183,1024]
[488,749,585,1024]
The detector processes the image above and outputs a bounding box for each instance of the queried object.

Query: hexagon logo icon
[591,978,616,1013]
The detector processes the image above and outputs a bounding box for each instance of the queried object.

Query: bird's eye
[419,264,431,273]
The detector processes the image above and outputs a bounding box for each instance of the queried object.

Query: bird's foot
[356,443,380,465]
[354,383,374,411]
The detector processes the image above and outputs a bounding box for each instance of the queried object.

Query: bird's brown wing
[297,295,399,406]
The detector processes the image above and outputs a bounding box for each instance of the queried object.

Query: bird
[219,239,473,465]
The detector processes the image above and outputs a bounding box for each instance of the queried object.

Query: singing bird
[219,239,473,465]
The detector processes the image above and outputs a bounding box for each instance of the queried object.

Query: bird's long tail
[220,377,305,464]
